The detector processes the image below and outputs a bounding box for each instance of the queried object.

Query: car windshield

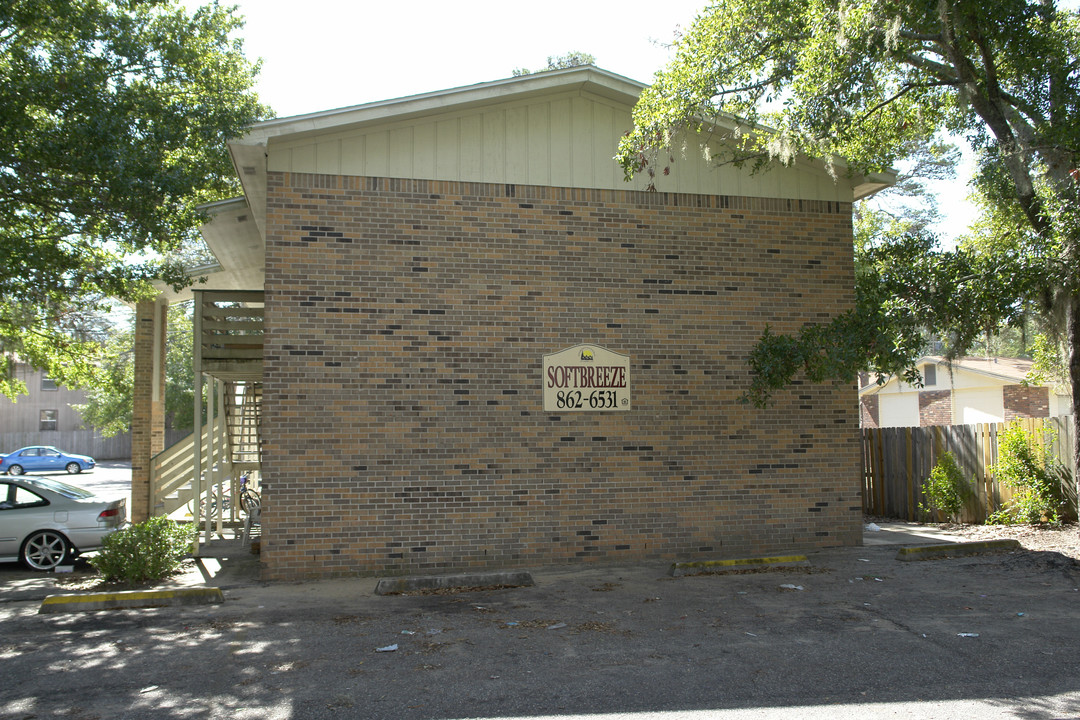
[22,477,95,500]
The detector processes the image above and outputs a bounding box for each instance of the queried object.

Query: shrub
[89,516,196,583]
[920,451,972,521]
[986,422,1067,525]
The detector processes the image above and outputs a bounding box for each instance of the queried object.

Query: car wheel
[21,530,71,571]
[65,462,81,474]
[8,464,23,476]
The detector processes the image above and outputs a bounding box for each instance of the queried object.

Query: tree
[75,303,198,436]
[0,0,268,398]
[513,51,596,76]
[616,0,1080,479]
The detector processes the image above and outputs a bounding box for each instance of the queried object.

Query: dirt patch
[933,522,1080,559]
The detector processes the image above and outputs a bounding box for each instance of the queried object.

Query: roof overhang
[156,197,265,304]
[852,171,897,201]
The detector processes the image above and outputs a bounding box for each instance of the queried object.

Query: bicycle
[238,473,260,514]
[190,486,230,519]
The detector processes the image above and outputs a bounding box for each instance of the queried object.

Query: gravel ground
[872,518,1080,559]
[5,524,1080,720]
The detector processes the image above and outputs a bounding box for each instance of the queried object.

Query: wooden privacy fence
[0,429,190,461]
[862,416,1077,523]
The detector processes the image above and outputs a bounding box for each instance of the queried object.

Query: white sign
[542,345,631,412]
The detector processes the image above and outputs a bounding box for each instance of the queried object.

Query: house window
[39,409,58,432]
[923,364,937,386]
[41,376,58,391]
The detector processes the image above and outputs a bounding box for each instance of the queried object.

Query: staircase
[150,381,262,518]
[227,382,261,468]
[151,417,228,516]
[151,290,264,521]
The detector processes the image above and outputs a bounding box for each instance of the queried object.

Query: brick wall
[919,390,952,426]
[1004,385,1049,421]
[860,394,880,428]
[131,299,166,523]
[260,173,864,580]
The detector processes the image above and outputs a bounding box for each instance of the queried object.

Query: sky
[209,0,978,237]
[227,0,704,118]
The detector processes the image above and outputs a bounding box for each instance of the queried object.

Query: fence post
[872,431,881,515]
[905,428,914,521]
[862,429,873,515]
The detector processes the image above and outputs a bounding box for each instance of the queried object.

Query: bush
[920,452,972,521]
[89,516,196,583]
[986,422,1067,525]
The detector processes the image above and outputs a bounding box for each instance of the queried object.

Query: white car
[0,476,126,570]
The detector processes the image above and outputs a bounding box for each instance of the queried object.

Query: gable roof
[168,66,895,302]
[228,67,648,239]
[227,65,894,245]
[860,356,1039,395]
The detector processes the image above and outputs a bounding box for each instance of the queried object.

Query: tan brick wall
[260,173,863,580]
[131,299,166,523]
[860,394,880,428]
[1004,385,1050,421]
[919,390,952,426]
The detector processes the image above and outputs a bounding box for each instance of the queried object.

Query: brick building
[133,67,893,579]
[860,355,1073,428]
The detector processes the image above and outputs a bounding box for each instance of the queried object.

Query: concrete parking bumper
[38,586,224,614]
[374,571,535,595]
[895,538,1022,561]
[669,554,810,577]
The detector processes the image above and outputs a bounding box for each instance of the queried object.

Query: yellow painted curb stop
[39,587,224,614]
[670,554,810,577]
[896,539,1022,561]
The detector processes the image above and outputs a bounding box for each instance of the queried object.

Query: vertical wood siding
[267,92,857,202]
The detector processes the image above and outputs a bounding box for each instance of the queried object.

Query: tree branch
[899,29,944,43]
[857,80,958,124]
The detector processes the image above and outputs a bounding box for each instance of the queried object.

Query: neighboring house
[0,360,161,461]
[131,66,895,580]
[860,356,1073,429]
[0,360,88,437]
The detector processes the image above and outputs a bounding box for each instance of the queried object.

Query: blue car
[0,446,95,476]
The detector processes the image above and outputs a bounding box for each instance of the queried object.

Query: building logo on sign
[543,345,631,412]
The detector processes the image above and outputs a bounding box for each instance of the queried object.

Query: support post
[204,376,217,545]
[216,378,227,535]
[192,293,203,556]
[131,298,167,523]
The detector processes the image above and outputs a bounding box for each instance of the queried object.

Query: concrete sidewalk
[0,521,974,606]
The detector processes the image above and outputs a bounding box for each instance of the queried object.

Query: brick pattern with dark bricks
[1004,385,1050,421]
[259,173,864,580]
[919,390,952,426]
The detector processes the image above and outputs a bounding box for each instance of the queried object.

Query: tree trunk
[1068,289,1080,529]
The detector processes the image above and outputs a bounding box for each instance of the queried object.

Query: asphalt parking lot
[1,521,1079,720]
